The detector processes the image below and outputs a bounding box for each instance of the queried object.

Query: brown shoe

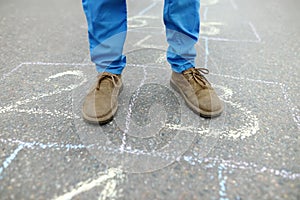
[82,72,123,124]
[170,67,223,118]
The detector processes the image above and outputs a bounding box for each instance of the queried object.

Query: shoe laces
[96,72,120,91]
[183,67,210,88]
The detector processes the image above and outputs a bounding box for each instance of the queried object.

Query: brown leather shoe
[170,67,223,118]
[82,72,123,124]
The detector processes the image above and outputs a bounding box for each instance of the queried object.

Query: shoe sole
[82,84,123,125]
[82,103,118,125]
[170,79,223,118]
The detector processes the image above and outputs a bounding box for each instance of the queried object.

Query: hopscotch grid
[1,63,298,183]
[1,137,300,180]
[3,61,297,128]
[0,2,297,199]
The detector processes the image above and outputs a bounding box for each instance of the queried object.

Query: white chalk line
[0,145,24,176]
[201,0,219,6]
[127,63,283,86]
[204,37,209,68]
[210,74,298,129]
[98,169,125,200]
[53,167,125,200]
[0,107,74,119]
[200,36,261,43]
[280,84,300,130]
[182,155,300,180]
[138,1,158,16]
[203,7,209,21]
[1,63,23,81]
[133,35,152,47]
[127,15,159,28]
[0,62,92,81]
[218,164,229,200]
[0,70,87,119]
[215,85,260,140]
[248,21,262,42]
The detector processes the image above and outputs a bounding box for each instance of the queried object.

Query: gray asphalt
[0,0,299,199]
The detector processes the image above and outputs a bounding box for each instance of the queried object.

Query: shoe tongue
[101,77,112,87]
[185,73,208,90]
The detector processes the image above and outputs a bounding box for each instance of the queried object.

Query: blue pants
[82,0,200,74]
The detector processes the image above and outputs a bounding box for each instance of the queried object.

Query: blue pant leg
[82,0,127,74]
[163,0,200,73]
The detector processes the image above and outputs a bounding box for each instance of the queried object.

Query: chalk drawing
[0,0,297,198]
[201,22,224,36]
[0,138,300,180]
[0,62,295,155]
[2,62,292,142]
[182,155,300,180]
[132,34,165,49]
[128,15,159,28]
[166,84,260,140]
[216,85,260,140]
[1,137,300,181]
[53,167,125,200]
[0,70,87,118]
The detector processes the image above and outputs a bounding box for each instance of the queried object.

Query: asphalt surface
[0,0,300,199]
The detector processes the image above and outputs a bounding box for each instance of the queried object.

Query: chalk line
[0,70,87,116]
[53,168,125,200]
[1,137,299,180]
[133,35,152,47]
[98,169,125,200]
[200,36,261,43]
[1,63,23,81]
[280,84,300,130]
[127,64,296,132]
[121,67,148,151]
[204,37,209,68]
[203,7,209,21]
[248,22,262,42]
[202,0,219,6]
[0,107,74,119]
[182,155,300,180]
[0,145,24,176]
[218,164,229,200]
[138,1,158,16]
[1,62,92,81]
[201,22,223,36]
[210,72,282,85]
